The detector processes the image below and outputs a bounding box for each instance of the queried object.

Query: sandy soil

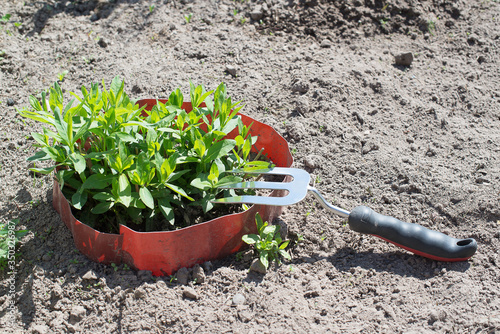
[0,0,499,333]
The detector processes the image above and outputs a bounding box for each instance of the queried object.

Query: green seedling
[149,5,155,13]
[1,14,11,24]
[427,20,436,36]
[82,56,94,64]
[0,219,29,270]
[69,259,79,264]
[242,213,291,269]
[57,70,69,82]
[19,77,272,233]
[184,13,193,24]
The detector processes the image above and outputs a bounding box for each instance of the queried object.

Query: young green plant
[242,213,291,269]
[0,219,29,270]
[19,77,272,233]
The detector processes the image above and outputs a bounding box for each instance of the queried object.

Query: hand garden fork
[213,167,477,261]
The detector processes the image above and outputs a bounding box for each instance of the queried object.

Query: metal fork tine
[218,180,291,190]
[214,195,303,206]
[213,167,352,218]
[213,167,311,206]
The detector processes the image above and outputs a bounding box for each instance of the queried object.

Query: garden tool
[214,167,477,261]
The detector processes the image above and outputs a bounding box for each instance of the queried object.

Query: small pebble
[203,261,212,272]
[97,38,108,48]
[69,305,86,324]
[32,324,49,334]
[304,155,321,169]
[176,267,189,285]
[192,264,206,284]
[249,259,267,274]
[250,5,263,20]
[394,52,413,66]
[134,288,146,299]
[225,65,237,77]
[232,293,246,305]
[82,270,97,281]
[182,286,198,300]
[320,39,332,48]
[291,80,309,93]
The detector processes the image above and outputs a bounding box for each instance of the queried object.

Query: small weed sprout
[0,219,29,270]
[0,14,11,24]
[184,13,193,24]
[149,5,155,13]
[57,70,68,82]
[242,213,291,269]
[427,19,436,36]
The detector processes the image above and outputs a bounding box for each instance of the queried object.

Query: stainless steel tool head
[213,167,311,206]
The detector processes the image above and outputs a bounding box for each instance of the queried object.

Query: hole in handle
[457,239,474,246]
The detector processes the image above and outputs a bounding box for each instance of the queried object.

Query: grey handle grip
[347,206,477,261]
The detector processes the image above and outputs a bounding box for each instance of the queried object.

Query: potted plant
[19,77,292,275]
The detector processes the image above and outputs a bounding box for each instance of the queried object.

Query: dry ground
[0,0,499,333]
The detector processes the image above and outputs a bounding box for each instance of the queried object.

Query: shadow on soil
[325,247,471,280]
[23,0,163,36]
[0,188,164,331]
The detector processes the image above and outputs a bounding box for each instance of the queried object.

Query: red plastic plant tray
[52,100,293,276]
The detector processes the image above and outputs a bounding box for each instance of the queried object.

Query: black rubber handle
[347,206,477,261]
